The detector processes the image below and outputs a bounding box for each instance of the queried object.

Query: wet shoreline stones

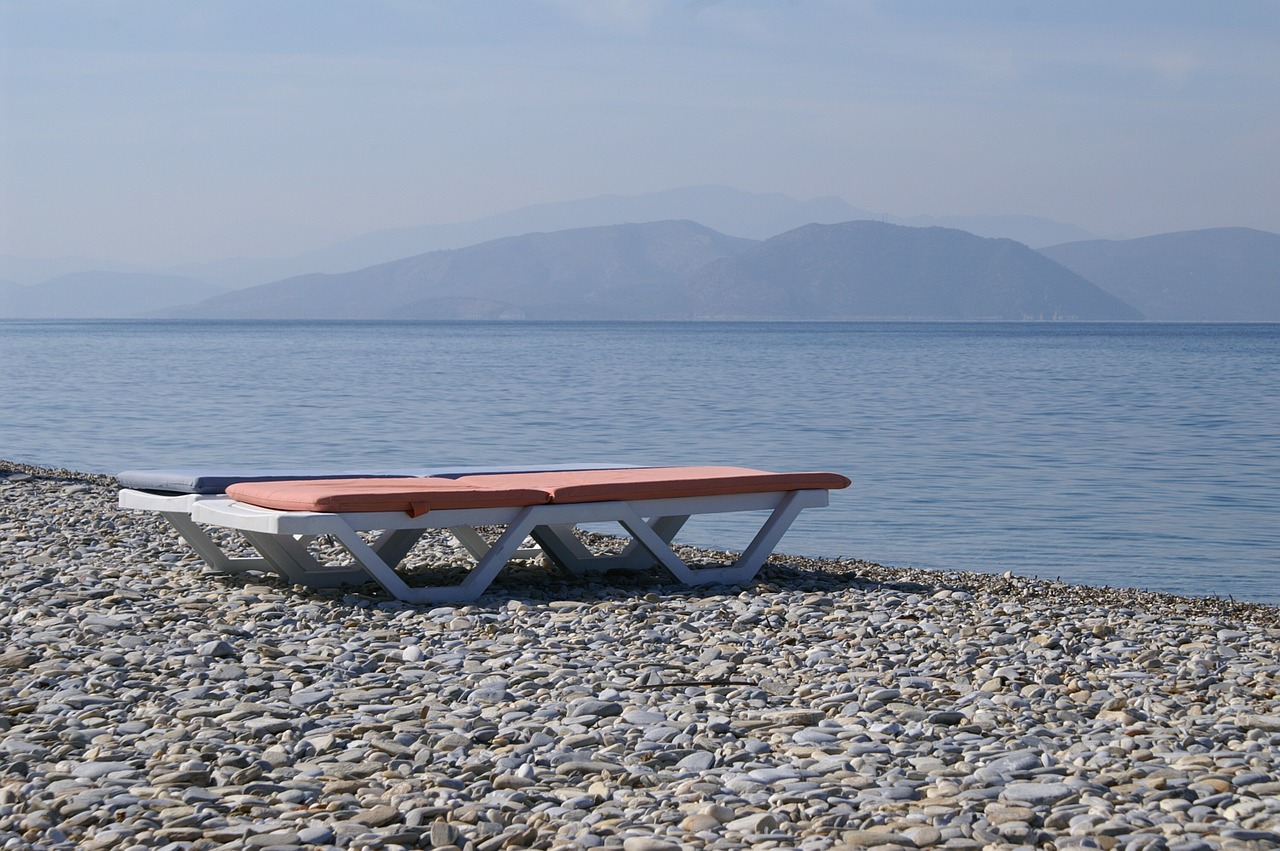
[2,460,1279,850]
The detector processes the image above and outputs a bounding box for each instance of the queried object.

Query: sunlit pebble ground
[2,460,1280,851]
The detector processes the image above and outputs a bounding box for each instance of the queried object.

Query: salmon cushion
[452,466,851,504]
[226,477,551,517]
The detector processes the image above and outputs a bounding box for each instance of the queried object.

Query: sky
[2,0,1278,267]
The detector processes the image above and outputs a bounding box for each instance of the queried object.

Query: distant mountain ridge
[901,214,1094,248]
[170,220,1141,321]
[284,186,874,280]
[160,186,881,288]
[4,186,1096,290]
[681,222,1139,320]
[175,221,756,319]
[2,188,1275,321]
[1041,228,1280,321]
[279,186,1095,280]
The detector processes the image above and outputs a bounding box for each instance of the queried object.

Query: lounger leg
[240,531,373,588]
[156,507,357,585]
[453,526,536,560]
[371,528,427,566]
[614,492,807,587]
[731,490,808,576]
[447,526,494,561]
[529,524,597,574]
[608,515,690,571]
[238,531,316,583]
[322,507,543,603]
[160,511,275,575]
[532,516,689,575]
[448,526,542,561]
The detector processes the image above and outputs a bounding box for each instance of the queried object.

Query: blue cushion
[117,463,644,495]
[116,469,427,495]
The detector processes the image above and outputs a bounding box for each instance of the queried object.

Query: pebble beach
[2,461,1280,851]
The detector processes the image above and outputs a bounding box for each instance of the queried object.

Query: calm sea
[2,320,1277,603]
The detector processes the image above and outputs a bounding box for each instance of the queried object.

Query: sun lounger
[117,464,644,583]
[186,466,850,602]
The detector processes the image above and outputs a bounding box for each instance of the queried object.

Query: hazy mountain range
[1,187,1276,321]
[170,220,1133,321]
[1040,228,1280,321]
[679,222,1138,320]
[174,221,757,320]
[0,186,1093,289]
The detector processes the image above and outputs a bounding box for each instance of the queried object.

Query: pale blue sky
[2,0,1278,265]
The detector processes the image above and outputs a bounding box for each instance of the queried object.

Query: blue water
[2,320,1277,603]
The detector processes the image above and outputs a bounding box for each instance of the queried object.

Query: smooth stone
[1167,842,1214,851]
[982,752,1044,775]
[350,804,402,827]
[288,689,331,707]
[680,813,723,831]
[700,803,735,823]
[724,812,779,833]
[675,751,715,772]
[622,837,682,851]
[793,728,839,744]
[246,832,302,848]
[1238,714,1280,732]
[70,761,137,779]
[747,767,805,784]
[622,709,668,725]
[430,820,459,846]
[556,760,623,775]
[198,639,237,658]
[837,828,916,847]
[1222,830,1280,843]
[296,825,336,844]
[984,803,1037,825]
[900,825,942,847]
[245,717,292,736]
[571,699,624,718]
[1001,781,1075,805]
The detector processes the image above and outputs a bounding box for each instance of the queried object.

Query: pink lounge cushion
[225,467,851,517]
[452,466,852,505]
[225,477,551,518]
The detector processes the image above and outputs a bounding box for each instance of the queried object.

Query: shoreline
[3,461,1280,849]
[5,458,1275,624]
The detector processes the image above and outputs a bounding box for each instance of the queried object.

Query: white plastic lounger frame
[118,464,642,583]
[119,488,375,586]
[119,487,547,587]
[189,488,828,603]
